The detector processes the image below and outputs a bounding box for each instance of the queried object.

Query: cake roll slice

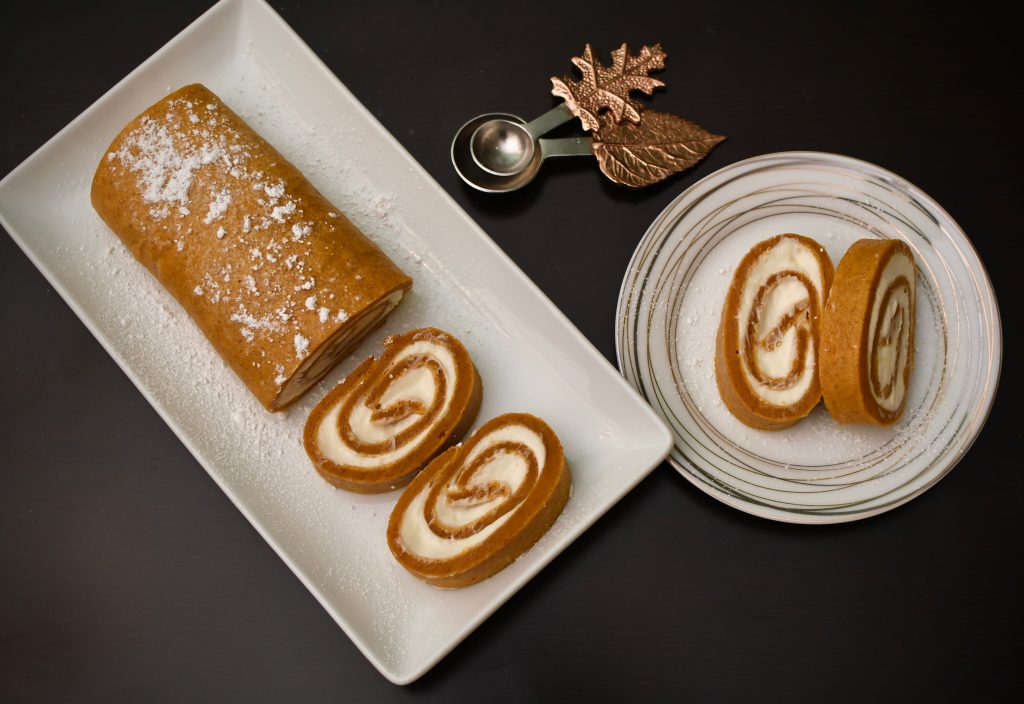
[387,413,570,589]
[715,234,835,430]
[92,84,412,411]
[304,328,482,493]
[820,239,916,425]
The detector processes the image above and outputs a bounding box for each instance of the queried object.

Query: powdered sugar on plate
[8,14,678,682]
[36,48,628,677]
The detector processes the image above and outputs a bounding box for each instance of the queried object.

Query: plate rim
[614,150,1002,525]
[0,0,674,684]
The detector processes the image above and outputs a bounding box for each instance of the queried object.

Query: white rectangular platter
[0,0,672,684]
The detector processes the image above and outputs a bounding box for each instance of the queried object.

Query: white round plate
[615,152,1001,523]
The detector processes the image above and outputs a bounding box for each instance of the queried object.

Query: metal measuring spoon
[469,105,573,175]
[451,109,593,193]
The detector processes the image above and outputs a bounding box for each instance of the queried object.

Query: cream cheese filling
[398,423,544,560]
[866,252,914,412]
[315,339,456,468]
[736,237,824,407]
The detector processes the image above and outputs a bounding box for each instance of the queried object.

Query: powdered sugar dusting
[264,182,285,200]
[203,188,231,223]
[230,304,283,343]
[109,114,227,210]
[270,200,296,223]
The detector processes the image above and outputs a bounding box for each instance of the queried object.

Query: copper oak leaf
[592,111,725,187]
[551,43,667,132]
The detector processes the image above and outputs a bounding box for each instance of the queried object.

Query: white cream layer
[866,252,915,412]
[315,339,456,468]
[736,237,825,406]
[398,423,544,560]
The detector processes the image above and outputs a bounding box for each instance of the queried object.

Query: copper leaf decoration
[551,43,667,132]
[592,111,725,187]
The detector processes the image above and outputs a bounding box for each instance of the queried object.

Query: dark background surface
[1,0,1020,701]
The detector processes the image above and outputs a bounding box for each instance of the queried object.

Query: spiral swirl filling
[399,423,547,559]
[745,270,818,391]
[736,238,826,407]
[866,253,915,414]
[316,338,457,468]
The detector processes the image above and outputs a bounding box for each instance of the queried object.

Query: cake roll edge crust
[820,239,916,425]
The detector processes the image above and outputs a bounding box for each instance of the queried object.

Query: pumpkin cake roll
[387,413,571,589]
[304,328,482,493]
[820,239,916,425]
[91,84,412,411]
[715,234,835,430]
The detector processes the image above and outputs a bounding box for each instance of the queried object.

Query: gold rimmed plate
[615,151,1001,523]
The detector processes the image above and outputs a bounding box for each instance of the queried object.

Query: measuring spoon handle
[521,104,575,140]
[539,136,594,159]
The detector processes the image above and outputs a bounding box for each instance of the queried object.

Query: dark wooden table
[2,1,1019,700]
